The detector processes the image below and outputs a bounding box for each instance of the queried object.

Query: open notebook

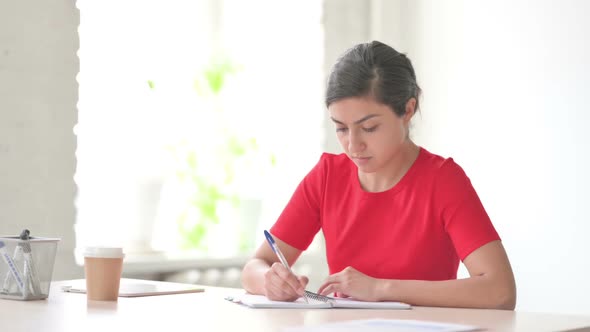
[227,292,411,309]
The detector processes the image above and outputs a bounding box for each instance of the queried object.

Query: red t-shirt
[270,147,500,281]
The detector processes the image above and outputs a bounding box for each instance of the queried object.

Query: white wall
[0,1,81,279]
[379,0,590,315]
[322,0,372,154]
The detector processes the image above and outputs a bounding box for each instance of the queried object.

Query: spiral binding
[304,290,333,303]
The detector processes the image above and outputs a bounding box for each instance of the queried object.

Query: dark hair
[325,41,421,117]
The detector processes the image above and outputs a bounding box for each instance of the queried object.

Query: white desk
[1,279,589,332]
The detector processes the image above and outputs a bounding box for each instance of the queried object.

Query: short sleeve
[269,154,327,250]
[433,159,500,261]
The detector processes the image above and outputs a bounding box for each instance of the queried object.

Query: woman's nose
[348,131,365,153]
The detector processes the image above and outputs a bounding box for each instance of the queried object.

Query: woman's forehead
[328,97,393,122]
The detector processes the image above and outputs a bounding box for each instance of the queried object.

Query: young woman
[241,41,516,310]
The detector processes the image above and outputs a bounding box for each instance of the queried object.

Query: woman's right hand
[264,262,309,301]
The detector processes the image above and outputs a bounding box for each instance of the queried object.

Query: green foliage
[158,56,272,253]
[204,60,237,94]
[193,58,240,97]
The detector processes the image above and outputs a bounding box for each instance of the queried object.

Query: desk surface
[1,279,589,332]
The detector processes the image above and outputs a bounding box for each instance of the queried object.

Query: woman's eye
[336,127,348,133]
[363,125,378,133]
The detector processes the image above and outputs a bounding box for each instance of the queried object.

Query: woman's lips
[352,156,371,165]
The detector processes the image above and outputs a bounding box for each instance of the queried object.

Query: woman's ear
[404,98,416,123]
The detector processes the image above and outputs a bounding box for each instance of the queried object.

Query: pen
[20,230,41,296]
[263,230,309,303]
[0,241,26,296]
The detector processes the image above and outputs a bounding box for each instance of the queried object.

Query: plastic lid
[83,247,125,259]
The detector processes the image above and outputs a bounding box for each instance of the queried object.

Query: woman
[241,41,516,309]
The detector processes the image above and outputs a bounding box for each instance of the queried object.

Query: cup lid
[83,247,125,258]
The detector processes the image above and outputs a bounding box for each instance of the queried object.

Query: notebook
[62,280,204,297]
[227,293,411,309]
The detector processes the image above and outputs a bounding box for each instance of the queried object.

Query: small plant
[160,56,274,252]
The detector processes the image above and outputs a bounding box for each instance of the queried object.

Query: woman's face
[328,97,414,174]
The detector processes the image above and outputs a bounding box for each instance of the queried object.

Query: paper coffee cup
[83,247,125,301]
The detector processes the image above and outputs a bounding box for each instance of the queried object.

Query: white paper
[283,319,481,332]
[229,293,331,308]
[233,294,410,309]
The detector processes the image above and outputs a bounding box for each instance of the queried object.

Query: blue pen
[264,230,309,303]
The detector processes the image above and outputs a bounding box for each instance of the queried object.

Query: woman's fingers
[317,266,379,301]
[317,270,343,295]
[318,282,341,297]
[298,275,309,288]
[271,263,305,295]
[318,280,338,296]
[264,263,307,301]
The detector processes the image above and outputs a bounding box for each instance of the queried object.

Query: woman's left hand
[317,266,381,302]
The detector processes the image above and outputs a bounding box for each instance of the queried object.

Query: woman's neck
[358,141,420,193]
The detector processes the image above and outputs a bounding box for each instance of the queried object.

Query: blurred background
[1,0,589,316]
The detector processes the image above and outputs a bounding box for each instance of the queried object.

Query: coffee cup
[83,247,125,301]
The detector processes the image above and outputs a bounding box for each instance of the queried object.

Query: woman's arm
[318,240,516,310]
[384,240,516,309]
[241,234,308,301]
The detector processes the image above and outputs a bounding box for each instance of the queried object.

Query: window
[75,0,324,263]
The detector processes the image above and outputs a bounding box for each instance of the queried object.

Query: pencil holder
[0,236,60,300]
